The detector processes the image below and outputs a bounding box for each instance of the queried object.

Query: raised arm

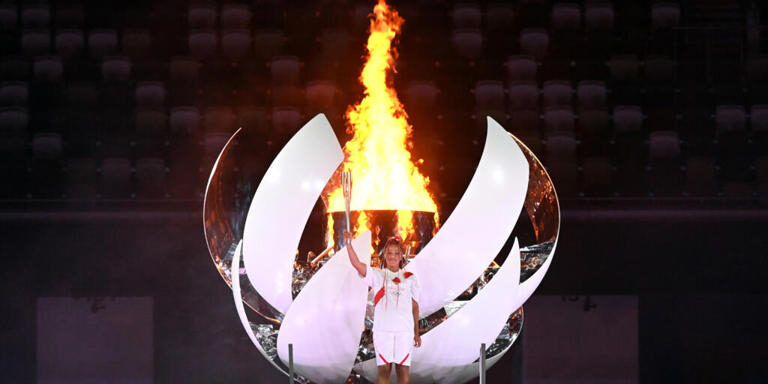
[344,230,367,277]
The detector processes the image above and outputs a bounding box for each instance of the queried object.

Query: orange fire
[325,0,438,243]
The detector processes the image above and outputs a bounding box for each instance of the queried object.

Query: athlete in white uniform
[345,231,421,384]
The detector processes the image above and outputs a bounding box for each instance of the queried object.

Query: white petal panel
[512,241,557,313]
[406,116,529,317]
[415,239,521,382]
[242,113,344,314]
[230,240,290,377]
[276,231,373,383]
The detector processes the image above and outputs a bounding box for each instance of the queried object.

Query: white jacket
[361,265,420,333]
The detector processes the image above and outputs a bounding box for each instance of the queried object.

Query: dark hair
[379,236,405,269]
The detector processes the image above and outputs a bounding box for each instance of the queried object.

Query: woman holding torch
[345,230,422,384]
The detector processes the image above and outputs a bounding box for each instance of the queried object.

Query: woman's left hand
[414,334,422,348]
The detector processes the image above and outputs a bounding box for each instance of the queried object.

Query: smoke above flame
[325,0,438,241]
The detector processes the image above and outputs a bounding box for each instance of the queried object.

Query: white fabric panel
[277,231,372,383]
[242,113,344,313]
[406,116,529,317]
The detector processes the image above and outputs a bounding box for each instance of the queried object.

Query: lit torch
[341,171,352,234]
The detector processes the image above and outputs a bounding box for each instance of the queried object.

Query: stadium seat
[451,28,483,59]
[0,81,28,106]
[221,4,252,29]
[221,29,251,60]
[170,106,201,138]
[55,29,84,58]
[651,3,680,31]
[505,55,537,85]
[203,106,236,133]
[188,30,217,59]
[543,106,575,133]
[551,2,581,31]
[452,3,482,29]
[486,4,515,31]
[189,3,217,29]
[318,28,351,57]
[405,81,440,111]
[21,4,49,27]
[508,82,539,111]
[272,106,302,137]
[88,29,118,58]
[101,57,132,82]
[576,80,607,111]
[32,132,63,159]
[584,2,614,31]
[474,80,505,112]
[542,80,573,108]
[0,106,28,136]
[32,56,62,82]
[306,80,337,113]
[270,56,301,85]
[520,29,549,60]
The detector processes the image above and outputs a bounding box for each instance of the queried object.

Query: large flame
[326,0,438,242]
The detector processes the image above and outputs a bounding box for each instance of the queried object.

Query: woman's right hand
[343,230,353,244]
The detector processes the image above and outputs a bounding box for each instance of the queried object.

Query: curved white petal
[513,241,557,311]
[242,114,344,314]
[230,240,290,377]
[276,231,372,383]
[415,239,521,379]
[407,116,529,317]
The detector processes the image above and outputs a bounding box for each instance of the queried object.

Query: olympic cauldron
[203,114,559,383]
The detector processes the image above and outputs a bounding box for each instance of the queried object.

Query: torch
[341,171,353,235]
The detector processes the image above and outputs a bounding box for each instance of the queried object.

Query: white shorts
[373,330,414,366]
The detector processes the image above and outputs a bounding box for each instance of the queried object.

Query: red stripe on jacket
[373,287,385,306]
